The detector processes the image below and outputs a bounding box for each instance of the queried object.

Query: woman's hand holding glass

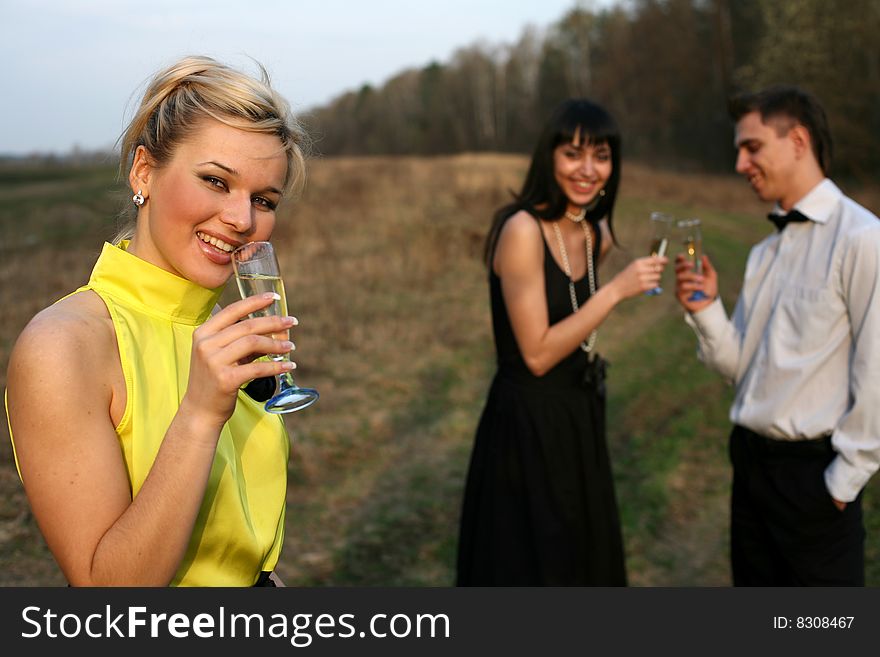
[609,254,668,301]
[181,294,297,431]
[232,241,319,414]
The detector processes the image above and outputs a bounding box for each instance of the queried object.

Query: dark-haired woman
[456,98,667,585]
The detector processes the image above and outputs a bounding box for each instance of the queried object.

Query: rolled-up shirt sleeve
[684,296,742,384]
[825,224,880,502]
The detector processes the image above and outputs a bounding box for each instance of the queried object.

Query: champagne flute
[232,241,319,414]
[678,218,709,301]
[646,211,672,296]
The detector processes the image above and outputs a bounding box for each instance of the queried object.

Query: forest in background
[308,0,880,180]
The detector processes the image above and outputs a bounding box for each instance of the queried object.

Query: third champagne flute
[678,218,709,302]
[232,241,319,414]
[646,211,672,296]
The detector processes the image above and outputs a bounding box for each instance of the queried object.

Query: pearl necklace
[564,207,587,223]
[563,188,606,223]
[551,220,597,354]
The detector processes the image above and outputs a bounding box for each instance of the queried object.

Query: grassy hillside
[1,155,877,586]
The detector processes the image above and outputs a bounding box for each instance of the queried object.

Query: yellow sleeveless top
[6,241,289,586]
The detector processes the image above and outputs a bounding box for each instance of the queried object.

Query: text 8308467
[773,616,854,629]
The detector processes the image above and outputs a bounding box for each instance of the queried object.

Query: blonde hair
[115,55,309,242]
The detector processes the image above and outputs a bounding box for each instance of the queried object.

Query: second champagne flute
[232,241,319,414]
[646,211,672,296]
[678,218,709,302]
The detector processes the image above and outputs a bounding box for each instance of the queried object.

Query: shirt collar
[88,241,224,325]
[768,178,841,225]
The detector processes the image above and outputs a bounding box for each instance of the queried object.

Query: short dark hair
[728,85,832,175]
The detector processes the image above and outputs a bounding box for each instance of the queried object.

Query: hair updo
[116,55,309,241]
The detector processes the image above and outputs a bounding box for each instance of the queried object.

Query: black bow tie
[767,209,811,231]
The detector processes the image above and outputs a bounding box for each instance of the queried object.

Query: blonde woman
[5,56,308,586]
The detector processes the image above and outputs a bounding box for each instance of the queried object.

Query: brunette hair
[728,85,832,175]
[484,98,621,265]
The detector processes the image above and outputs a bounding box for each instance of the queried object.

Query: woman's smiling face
[128,118,288,289]
[553,129,612,211]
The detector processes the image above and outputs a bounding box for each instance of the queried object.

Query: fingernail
[265,292,281,300]
[288,316,299,326]
[282,341,294,350]
[282,361,297,370]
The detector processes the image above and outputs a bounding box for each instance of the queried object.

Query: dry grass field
[1,154,878,586]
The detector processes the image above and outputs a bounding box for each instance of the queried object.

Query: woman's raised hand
[609,255,668,300]
[181,292,297,430]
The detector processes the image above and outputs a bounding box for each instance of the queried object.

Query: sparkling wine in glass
[678,218,708,302]
[646,211,672,296]
[232,241,319,414]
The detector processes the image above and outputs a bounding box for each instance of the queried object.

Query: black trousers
[728,425,865,586]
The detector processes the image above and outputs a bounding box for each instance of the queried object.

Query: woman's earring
[599,188,606,197]
[132,190,145,207]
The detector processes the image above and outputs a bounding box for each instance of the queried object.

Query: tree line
[306,0,880,181]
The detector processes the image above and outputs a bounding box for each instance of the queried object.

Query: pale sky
[0,0,616,156]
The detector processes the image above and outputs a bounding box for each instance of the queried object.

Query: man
[675,85,880,586]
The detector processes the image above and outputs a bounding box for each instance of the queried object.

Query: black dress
[456,218,627,586]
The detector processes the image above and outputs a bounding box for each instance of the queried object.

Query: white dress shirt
[685,179,880,502]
